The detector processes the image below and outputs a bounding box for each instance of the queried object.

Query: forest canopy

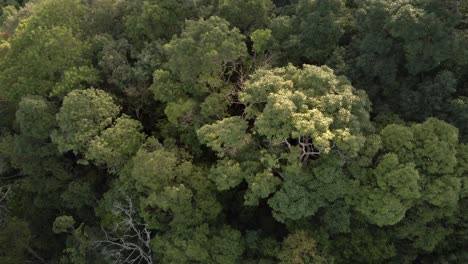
[0,0,467,263]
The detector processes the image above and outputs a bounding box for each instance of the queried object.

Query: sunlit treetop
[239,64,373,158]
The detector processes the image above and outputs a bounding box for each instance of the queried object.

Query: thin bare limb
[93,196,153,264]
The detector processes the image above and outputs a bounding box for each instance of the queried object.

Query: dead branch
[93,196,153,264]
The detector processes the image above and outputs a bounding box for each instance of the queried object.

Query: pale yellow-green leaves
[251,28,272,53]
[198,64,372,208]
[240,64,372,157]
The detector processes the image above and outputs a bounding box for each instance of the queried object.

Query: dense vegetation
[0,0,467,263]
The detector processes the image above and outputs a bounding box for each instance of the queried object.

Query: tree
[121,138,221,230]
[351,0,402,107]
[0,184,11,224]
[199,64,372,206]
[60,178,97,211]
[97,38,134,90]
[150,16,247,149]
[123,0,210,47]
[278,230,331,264]
[152,224,244,264]
[295,0,347,63]
[52,215,75,234]
[52,215,102,264]
[268,154,353,222]
[387,2,463,75]
[0,218,45,264]
[268,0,350,64]
[449,97,468,142]
[354,153,421,227]
[251,28,272,54]
[399,70,457,121]
[15,96,55,140]
[0,1,49,37]
[52,89,121,155]
[95,36,163,119]
[85,115,145,173]
[94,197,153,264]
[151,16,247,103]
[353,118,462,227]
[0,0,93,100]
[0,0,467,262]
[331,228,396,263]
[346,118,465,259]
[217,0,274,33]
[239,64,373,158]
[350,0,467,126]
[197,116,252,158]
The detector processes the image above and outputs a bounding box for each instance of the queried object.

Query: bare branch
[0,185,12,224]
[93,196,153,264]
[0,185,11,202]
[298,136,322,165]
[24,244,46,264]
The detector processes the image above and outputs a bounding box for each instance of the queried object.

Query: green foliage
[268,0,349,64]
[321,200,351,234]
[85,115,145,172]
[244,169,281,206]
[295,0,346,63]
[51,66,99,98]
[52,216,75,234]
[351,0,467,128]
[278,230,331,264]
[0,0,91,100]
[208,159,244,191]
[387,3,463,75]
[217,0,274,33]
[251,28,272,53]
[354,118,463,228]
[52,89,121,154]
[400,70,457,121]
[151,16,247,102]
[15,96,55,139]
[240,64,372,157]
[0,0,467,263]
[197,64,373,208]
[0,218,31,264]
[149,15,247,148]
[96,37,133,90]
[124,141,221,230]
[164,99,197,126]
[152,224,245,264]
[197,116,251,158]
[331,228,396,263]
[60,178,96,210]
[269,154,352,222]
[355,154,421,227]
[124,0,209,46]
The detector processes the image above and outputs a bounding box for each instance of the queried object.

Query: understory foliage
[0,0,467,263]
